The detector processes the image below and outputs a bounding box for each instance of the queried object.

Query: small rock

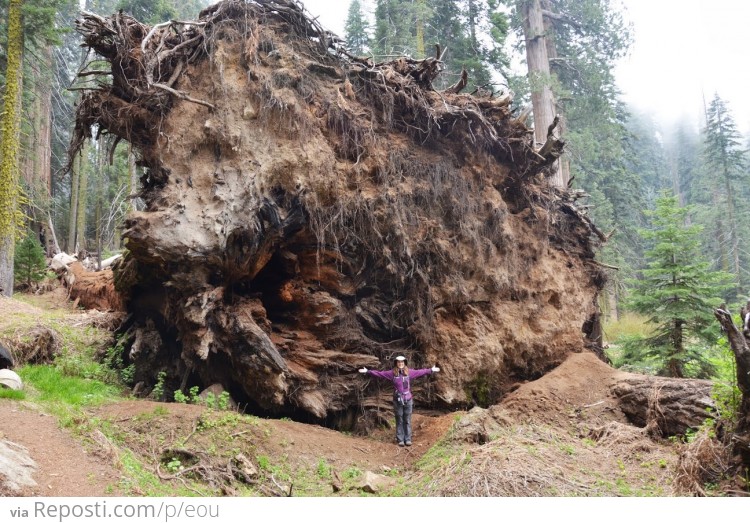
[357,471,396,494]
[233,453,257,479]
[0,440,37,493]
[0,369,23,391]
[199,384,237,410]
[242,105,257,120]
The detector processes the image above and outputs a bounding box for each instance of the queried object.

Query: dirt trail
[0,402,122,496]
[0,398,454,496]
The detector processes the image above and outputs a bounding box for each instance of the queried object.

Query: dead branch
[152,83,215,110]
[443,68,468,95]
[588,259,619,271]
[715,307,750,396]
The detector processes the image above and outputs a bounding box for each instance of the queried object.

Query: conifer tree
[344,0,370,55]
[504,0,631,187]
[624,194,731,378]
[700,93,748,297]
[372,0,415,56]
[14,233,47,289]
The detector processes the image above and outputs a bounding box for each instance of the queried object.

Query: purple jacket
[367,368,433,401]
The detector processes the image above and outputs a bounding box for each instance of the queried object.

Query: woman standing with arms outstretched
[359,356,440,447]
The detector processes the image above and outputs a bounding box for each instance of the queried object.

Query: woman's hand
[358,367,368,373]
[431,366,440,372]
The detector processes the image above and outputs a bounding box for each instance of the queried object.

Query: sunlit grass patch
[603,312,653,344]
[0,388,25,400]
[18,364,121,408]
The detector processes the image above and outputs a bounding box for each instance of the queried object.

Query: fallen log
[612,375,714,437]
[63,262,124,312]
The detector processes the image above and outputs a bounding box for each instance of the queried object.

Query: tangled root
[675,430,734,496]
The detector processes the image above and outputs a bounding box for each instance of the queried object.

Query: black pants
[393,398,413,443]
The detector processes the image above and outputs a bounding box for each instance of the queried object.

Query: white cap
[395,356,406,362]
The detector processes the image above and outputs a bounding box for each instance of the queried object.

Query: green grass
[602,312,653,344]
[18,365,121,409]
[316,458,331,479]
[0,389,25,400]
[118,450,208,496]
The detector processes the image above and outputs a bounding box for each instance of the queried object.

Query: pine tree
[372,0,415,56]
[370,1,508,92]
[700,93,748,298]
[14,233,47,289]
[344,0,370,55]
[664,119,701,207]
[115,0,176,23]
[506,0,631,187]
[624,194,731,378]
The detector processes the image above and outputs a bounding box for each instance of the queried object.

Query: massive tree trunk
[23,45,55,255]
[521,0,564,188]
[73,1,604,426]
[0,0,25,297]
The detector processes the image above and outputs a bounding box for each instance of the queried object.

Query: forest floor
[0,286,708,497]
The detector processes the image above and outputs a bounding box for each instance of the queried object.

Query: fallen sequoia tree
[72,0,614,426]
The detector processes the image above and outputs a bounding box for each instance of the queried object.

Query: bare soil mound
[499,352,630,427]
[414,353,685,496]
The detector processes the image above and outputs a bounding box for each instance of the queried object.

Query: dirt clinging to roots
[72,0,607,427]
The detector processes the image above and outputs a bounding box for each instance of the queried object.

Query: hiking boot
[405,441,412,446]
[398,441,405,447]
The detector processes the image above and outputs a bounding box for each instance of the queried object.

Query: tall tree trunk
[37,47,53,197]
[24,46,54,254]
[76,146,89,255]
[68,152,81,252]
[521,0,563,187]
[0,0,25,297]
[95,138,105,268]
[467,0,478,48]
[669,151,684,207]
[712,187,728,273]
[415,0,426,59]
[723,167,741,291]
[540,0,568,186]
